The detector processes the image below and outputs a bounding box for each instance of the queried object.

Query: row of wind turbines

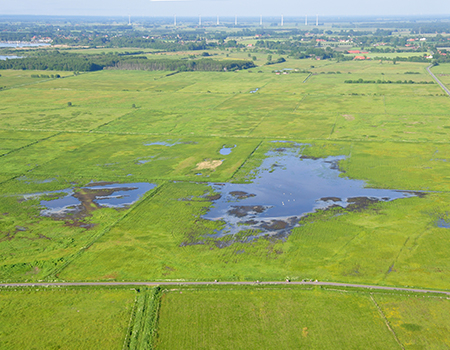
[175,15,319,26]
[127,15,320,27]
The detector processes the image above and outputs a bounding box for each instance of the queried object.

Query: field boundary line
[88,110,135,133]
[292,95,306,112]
[328,113,338,139]
[0,131,61,160]
[0,73,77,91]
[209,94,239,110]
[427,64,450,96]
[246,112,268,136]
[370,294,405,350]
[229,140,263,181]
[302,73,312,83]
[6,125,450,144]
[123,292,139,350]
[46,182,167,279]
[28,132,109,175]
[384,236,410,279]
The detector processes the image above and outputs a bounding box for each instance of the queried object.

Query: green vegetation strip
[127,287,162,350]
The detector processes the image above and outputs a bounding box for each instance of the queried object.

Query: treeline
[255,40,339,59]
[111,58,255,72]
[372,56,429,63]
[0,52,120,71]
[345,79,433,84]
[31,74,61,78]
[52,36,219,51]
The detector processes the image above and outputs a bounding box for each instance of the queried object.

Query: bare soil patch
[196,160,223,170]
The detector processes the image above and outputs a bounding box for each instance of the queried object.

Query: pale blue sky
[3,0,450,17]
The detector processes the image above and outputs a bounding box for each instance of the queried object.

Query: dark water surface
[203,147,415,239]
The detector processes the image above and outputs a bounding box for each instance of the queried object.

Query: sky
[2,0,450,18]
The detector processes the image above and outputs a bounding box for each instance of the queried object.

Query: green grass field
[154,285,450,349]
[2,58,450,348]
[1,61,450,286]
[0,286,136,349]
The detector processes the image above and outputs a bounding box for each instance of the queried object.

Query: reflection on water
[203,146,415,239]
[36,182,157,217]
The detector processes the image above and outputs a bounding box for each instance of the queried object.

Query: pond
[219,145,236,155]
[202,146,416,240]
[36,182,157,218]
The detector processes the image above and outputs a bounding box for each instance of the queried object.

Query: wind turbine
[281,15,284,27]
[305,15,307,26]
[174,15,177,26]
[260,15,263,26]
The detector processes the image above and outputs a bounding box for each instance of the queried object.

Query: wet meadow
[2,58,450,348]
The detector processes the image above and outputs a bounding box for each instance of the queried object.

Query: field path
[427,64,450,96]
[1,280,450,295]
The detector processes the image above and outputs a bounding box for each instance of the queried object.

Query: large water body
[0,55,22,60]
[202,146,415,239]
[0,42,50,48]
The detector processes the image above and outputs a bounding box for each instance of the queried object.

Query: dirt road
[1,280,449,295]
[427,64,450,96]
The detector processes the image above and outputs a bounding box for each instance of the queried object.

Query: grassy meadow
[1,284,449,349]
[0,20,450,350]
[1,57,450,348]
[154,285,450,350]
[0,286,136,349]
[0,60,450,287]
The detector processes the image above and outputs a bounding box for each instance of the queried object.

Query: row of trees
[344,79,433,84]
[112,58,255,72]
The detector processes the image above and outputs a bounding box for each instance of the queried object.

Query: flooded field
[35,182,156,217]
[437,218,450,228]
[144,141,180,147]
[203,146,415,239]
